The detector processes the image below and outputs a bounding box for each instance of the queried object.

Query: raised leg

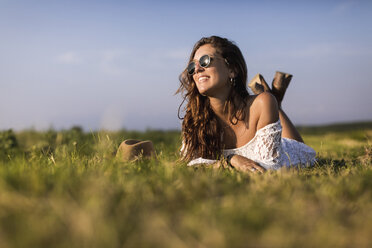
[279,108,304,143]
[272,71,292,107]
[248,71,303,143]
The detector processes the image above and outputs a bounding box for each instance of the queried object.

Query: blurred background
[1,0,371,131]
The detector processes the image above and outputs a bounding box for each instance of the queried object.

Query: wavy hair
[177,36,249,160]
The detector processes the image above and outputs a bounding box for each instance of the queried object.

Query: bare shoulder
[251,92,279,129]
[252,91,276,105]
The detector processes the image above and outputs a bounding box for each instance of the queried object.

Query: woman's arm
[228,154,266,174]
[188,155,265,173]
[255,92,279,130]
[227,92,282,171]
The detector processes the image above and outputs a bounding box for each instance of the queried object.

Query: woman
[177,36,316,173]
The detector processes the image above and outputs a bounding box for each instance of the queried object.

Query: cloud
[332,0,357,14]
[56,52,82,65]
[287,43,335,59]
[56,49,128,75]
[99,49,128,76]
[287,42,372,59]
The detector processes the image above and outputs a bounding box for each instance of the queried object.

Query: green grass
[0,123,371,248]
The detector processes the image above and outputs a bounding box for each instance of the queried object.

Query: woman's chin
[198,89,210,96]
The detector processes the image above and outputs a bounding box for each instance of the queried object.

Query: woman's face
[192,44,232,97]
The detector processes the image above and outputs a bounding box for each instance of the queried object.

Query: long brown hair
[177,36,249,160]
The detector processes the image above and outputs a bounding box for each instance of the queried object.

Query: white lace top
[187,121,316,170]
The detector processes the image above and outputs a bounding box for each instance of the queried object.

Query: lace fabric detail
[280,138,316,167]
[187,157,217,166]
[223,121,283,170]
[186,120,316,170]
[180,140,218,166]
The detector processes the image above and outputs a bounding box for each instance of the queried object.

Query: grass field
[0,122,371,248]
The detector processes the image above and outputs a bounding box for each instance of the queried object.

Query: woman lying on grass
[177,36,316,173]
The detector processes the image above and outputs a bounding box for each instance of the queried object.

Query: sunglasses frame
[187,54,213,75]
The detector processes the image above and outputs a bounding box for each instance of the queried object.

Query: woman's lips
[198,76,209,83]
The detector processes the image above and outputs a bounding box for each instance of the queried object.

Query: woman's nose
[194,62,204,74]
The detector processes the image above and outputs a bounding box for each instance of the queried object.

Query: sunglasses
[187,54,214,75]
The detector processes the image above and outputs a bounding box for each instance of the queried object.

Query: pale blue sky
[1,0,371,130]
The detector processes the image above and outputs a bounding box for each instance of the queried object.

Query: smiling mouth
[198,76,209,83]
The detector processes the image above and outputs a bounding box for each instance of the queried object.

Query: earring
[230,77,236,87]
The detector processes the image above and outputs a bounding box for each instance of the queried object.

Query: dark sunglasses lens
[200,55,210,67]
[187,62,195,75]
[187,55,210,75]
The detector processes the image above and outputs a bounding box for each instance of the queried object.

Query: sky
[0,0,371,131]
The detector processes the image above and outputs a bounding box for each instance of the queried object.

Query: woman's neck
[209,96,229,120]
[209,92,247,125]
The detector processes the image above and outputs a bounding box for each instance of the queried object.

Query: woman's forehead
[193,44,217,59]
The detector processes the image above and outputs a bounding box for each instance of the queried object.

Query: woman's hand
[229,154,266,174]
